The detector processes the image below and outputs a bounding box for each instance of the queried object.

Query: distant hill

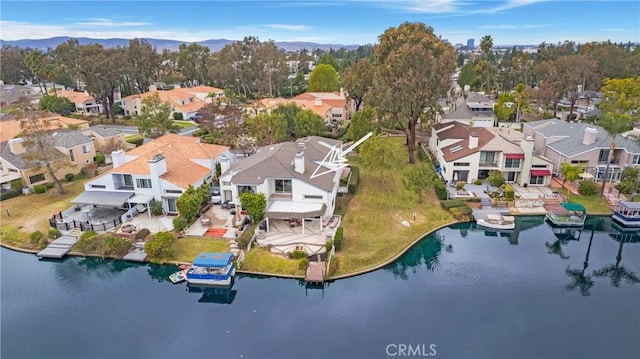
[0,37,361,52]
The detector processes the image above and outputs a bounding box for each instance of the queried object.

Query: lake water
[2,216,639,359]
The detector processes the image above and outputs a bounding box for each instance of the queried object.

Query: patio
[255,216,340,256]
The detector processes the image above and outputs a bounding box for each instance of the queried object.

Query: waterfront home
[523,118,640,182]
[429,121,553,186]
[75,134,230,214]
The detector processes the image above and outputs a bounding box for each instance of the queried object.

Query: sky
[0,0,639,46]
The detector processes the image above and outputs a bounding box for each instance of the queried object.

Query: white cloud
[263,24,313,31]
[73,18,151,27]
[370,0,546,14]
[478,24,551,30]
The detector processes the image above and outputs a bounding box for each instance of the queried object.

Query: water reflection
[564,222,597,296]
[186,284,237,304]
[384,233,443,280]
[593,223,640,287]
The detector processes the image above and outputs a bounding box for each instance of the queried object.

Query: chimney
[84,90,89,97]
[518,135,535,186]
[583,127,597,145]
[219,155,231,175]
[314,98,322,106]
[294,151,305,174]
[8,138,26,154]
[149,84,157,92]
[468,133,478,149]
[111,149,126,168]
[339,87,344,98]
[148,153,167,177]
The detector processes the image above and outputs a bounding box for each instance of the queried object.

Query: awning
[71,191,133,207]
[561,202,587,213]
[579,173,594,179]
[265,201,327,219]
[505,153,525,159]
[128,193,154,204]
[530,169,551,176]
[192,252,234,267]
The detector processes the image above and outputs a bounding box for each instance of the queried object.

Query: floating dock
[122,242,148,262]
[37,236,79,259]
[305,261,325,284]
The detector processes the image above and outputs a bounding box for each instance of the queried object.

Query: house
[218,136,344,227]
[76,134,230,213]
[56,90,105,115]
[121,85,224,120]
[429,121,553,186]
[523,118,640,182]
[440,93,496,127]
[292,91,349,125]
[0,84,41,107]
[0,115,89,143]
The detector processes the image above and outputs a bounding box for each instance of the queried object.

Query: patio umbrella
[579,173,594,180]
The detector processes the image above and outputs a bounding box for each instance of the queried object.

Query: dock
[37,236,79,259]
[305,260,326,284]
[122,242,148,262]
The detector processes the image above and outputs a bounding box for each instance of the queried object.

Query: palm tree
[513,83,528,123]
[597,114,634,200]
[559,162,582,191]
[565,221,597,296]
[480,35,493,93]
[592,237,640,287]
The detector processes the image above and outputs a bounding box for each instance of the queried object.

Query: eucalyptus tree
[126,39,160,94]
[78,44,126,121]
[341,58,375,112]
[177,43,210,86]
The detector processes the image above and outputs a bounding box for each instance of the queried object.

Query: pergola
[263,201,327,234]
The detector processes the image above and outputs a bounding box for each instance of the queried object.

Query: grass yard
[1,180,87,248]
[333,137,455,277]
[173,237,230,263]
[173,120,196,129]
[565,191,613,213]
[241,247,305,276]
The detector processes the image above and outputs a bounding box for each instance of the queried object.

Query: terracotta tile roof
[184,85,224,94]
[292,92,346,108]
[294,100,332,118]
[173,99,207,112]
[437,123,495,162]
[108,134,229,188]
[0,115,88,143]
[56,90,95,104]
[254,98,295,111]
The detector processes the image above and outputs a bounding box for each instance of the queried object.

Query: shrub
[126,135,144,147]
[45,182,55,189]
[150,201,164,216]
[95,152,106,166]
[291,250,307,259]
[80,230,98,241]
[440,199,465,209]
[334,227,343,250]
[449,205,473,220]
[348,166,360,194]
[10,179,23,191]
[434,180,448,200]
[173,112,184,120]
[298,258,309,270]
[238,225,254,249]
[65,173,75,182]
[464,197,482,203]
[104,235,132,257]
[172,216,188,232]
[325,240,333,252]
[488,170,505,187]
[33,185,46,194]
[144,231,176,263]
[615,180,634,194]
[578,181,600,195]
[474,179,482,185]
[455,181,466,190]
[48,228,61,239]
[30,231,44,245]
[135,228,150,240]
[504,184,515,201]
[0,189,20,201]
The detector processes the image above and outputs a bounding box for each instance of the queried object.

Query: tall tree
[479,35,494,93]
[137,93,179,138]
[359,135,396,183]
[341,58,374,112]
[198,102,245,146]
[177,43,210,86]
[78,44,126,122]
[52,39,81,89]
[317,53,340,73]
[245,112,289,145]
[457,62,476,91]
[308,64,340,92]
[370,22,456,163]
[24,50,46,93]
[597,113,634,200]
[1,45,31,84]
[559,162,582,190]
[272,103,301,137]
[293,109,326,137]
[19,113,67,194]
[346,107,377,141]
[126,39,160,94]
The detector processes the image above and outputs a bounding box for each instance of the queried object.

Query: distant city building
[467,38,475,50]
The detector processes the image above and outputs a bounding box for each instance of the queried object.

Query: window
[29,173,45,184]
[529,175,545,185]
[238,185,256,194]
[124,174,133,187]
[304,195,323,200]
[571,160,589,165]
[506,172,516,182]
[82,145,90,154]
[91,184,106,189]
[222,181,231,186]
[632,155,640,165]
[504,159,520,168]
[531,164,548,168]
[479,152,496,165]
[165,189,182,194]
[274,179,292,193]
[69,149,75,162]
[136,178,152,188]
[598,149,610,164]
[453,162,470,167]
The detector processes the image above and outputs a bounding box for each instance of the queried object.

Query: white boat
[612,201,640,228]
[476,213,516,230]
[169,269,187,284]
[186,252,236,286]
[545,203,586,227]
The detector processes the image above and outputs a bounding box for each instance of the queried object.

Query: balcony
[479,162,499,168]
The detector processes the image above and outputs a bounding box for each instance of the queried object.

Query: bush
[238,225,254,249]
[80,230,98,241]
[449,205,473,220]
[135,228,151,240]
[172,216,188,232]
[348,166,360,194]
[173,112,184,121]
[104,235,132,257]
[48,228,61,239]
[578,181,600,195]
[65,173,75,182]
[615,180,634,194]
[126,135,144,147]
[440,199,465,209]
[144,231,176,263]
[325,240,333,252]
[33,185,46,194]
[455,181,466,190]
[0,189,20,201]
[464,197,482,203]
[334,227,343,250]
[474,179,482,185]
[434,180,448,200]
[30,231,44,245]
[45,182,55,189]
[488,170,505,187]
[291,250,307,259]
[298,258,309,270]
[504,184,514,201]
[95,152,106,166]
[150,201,164,216]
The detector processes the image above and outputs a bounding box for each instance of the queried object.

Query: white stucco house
[73,134,230,214]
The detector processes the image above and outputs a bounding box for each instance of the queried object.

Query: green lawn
[173,237,230,263]
[565,191,613,213]
[333,137,455,277]
[241,247,305,276]
[173,120,196,129]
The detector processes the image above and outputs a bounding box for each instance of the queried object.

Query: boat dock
[123,242,148,262]
[37,236,79,259]
[305,261,325,284]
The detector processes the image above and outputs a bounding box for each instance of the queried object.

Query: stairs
[480,197,492,208]
[69,228,82,238]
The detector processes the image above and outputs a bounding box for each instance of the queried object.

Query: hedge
[0,189,20,201]
[440,199,466,209]
[126,135,144,147]
[348,166,359,194]
[434,180,448,200]
[33,185,46,194]
[334,227,343,250]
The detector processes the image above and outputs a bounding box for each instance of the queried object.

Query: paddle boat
[476,213,516,230]
[185,252,236,286]
[545,202,586,227]
[169,269,187,284]
[611,201,640,228]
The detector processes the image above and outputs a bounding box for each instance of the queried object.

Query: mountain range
[0,36,362,52]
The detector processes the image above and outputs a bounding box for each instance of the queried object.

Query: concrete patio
[255,216,341,256]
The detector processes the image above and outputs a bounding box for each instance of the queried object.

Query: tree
[24,50,47,93]
[177,43,210,86]
[78,44,126,122]
[346,107,376,141]
[513,82,529,123]
[137,93,179,138]
[341,58,374,112]
[144,231,176,263]
[597,113,634,200]
[317,53,340,72]
[402,163,433,203]
[559,162,582,190]
[308,64,340,92]
[19,113,67,195]
[457,62,476,90]
[272,103,301,137]
[1,45,31,84]
[39,95,75,115]
[234,134,257,156]
[370,22,456,163]
[245,112,289,145]
[359,135,396,183]
[239,192,267,223]
[293,109,326,137]
[494,92,516,122]
[198,102,245,146]
[126,39,159,94]
[480,35,494,93]
[52,39,81,90]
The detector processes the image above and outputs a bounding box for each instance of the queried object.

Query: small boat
[169,269,187,284]
[612,201,640,228]
[178,264,190,270]
[545,202,586,227]
[476,213,516,230]
[186,252,236,286]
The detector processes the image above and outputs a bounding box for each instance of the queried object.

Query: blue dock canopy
[192,252,234,267]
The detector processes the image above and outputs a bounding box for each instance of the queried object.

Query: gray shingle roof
[443,93,495,120]
[87,126,121,137]
[227,136,342,192]
[527,118,640,157]
[0,140,66,170]
[51,130,93,149]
